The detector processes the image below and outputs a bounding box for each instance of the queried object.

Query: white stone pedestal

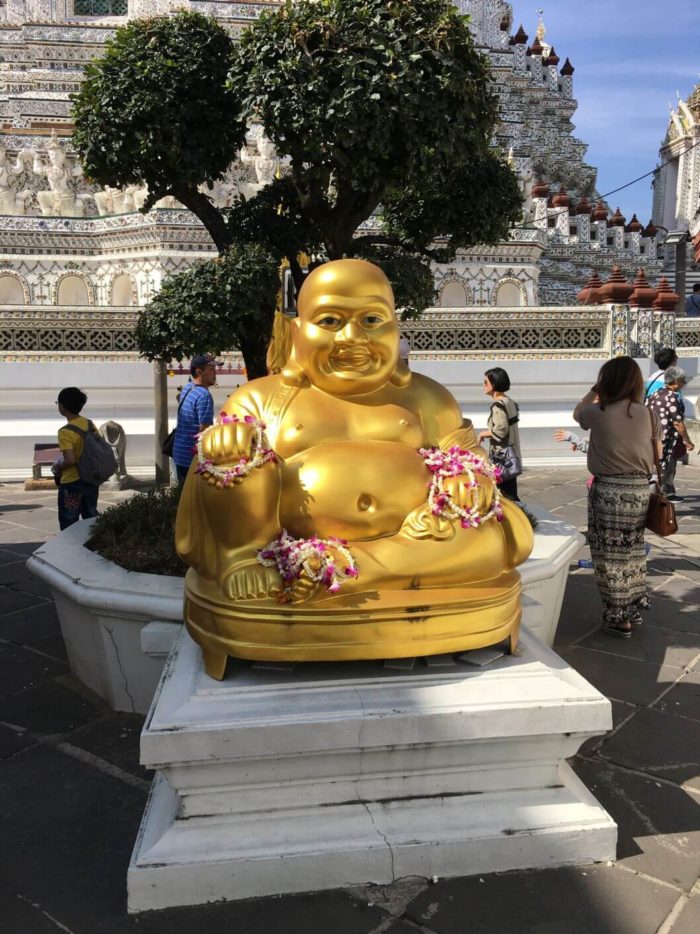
[128,627,617,912]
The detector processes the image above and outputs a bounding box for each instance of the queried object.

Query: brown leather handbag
[646,409,678,537]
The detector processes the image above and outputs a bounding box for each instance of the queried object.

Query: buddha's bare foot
[223,560,282,600]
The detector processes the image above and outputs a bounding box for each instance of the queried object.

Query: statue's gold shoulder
[402,372,463,444]
[219,374,285,422]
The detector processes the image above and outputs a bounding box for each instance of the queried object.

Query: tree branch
[349,233,405,252]
[170,185,232,254]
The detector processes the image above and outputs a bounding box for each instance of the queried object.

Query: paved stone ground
[1,467,699,934]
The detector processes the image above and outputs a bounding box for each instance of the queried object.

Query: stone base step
[128,763,616,911]
[128,627,616,912]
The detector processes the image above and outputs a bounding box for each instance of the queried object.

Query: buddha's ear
[280,344,309,388]
[389,359,412,388]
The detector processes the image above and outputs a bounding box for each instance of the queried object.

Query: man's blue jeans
[58,480,99,530]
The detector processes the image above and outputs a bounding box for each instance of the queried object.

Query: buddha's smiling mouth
[329,348,374,371]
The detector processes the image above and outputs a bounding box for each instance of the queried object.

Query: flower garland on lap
[258,530,359,602]
[195,412,276,486]
[420,445,503,528]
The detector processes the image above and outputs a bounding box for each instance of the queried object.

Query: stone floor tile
[0,559,36,586]
[31,633,69,663]
[558,646,681,707]
[0,549,24,566]
[0,542,45,561]
[0,523,51,544]
[0,740,400,934]
[642,594,700,635]
[0,722,35,759]
[600,707,700,787]
[121,891,406,934]
[554,580,602,646]
[652,668,700,722]
[577,624,700,670]
[1,678,106,735]
[577,700,635,756]
[534,488,588,509]
[550,505,588,528]
[647,556,700,580]
[0,644,68,699]
[0,601,62,645]
[0,587,50,617]
[1,503,54,517]
[0,744,147,933]
[0,511,61,535]
[572,757,700,890]
[651,575,700,605]
[669,893,700,934]
[403,864,679,934]
[69,714,149,780]
[10,575,54,599]
[0,888,69,933]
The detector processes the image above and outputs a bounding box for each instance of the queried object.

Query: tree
[72,12,245,251]
[231,0,522,259]
[223,177,323,288]
[135,243,281,378]
[72,2,521,372]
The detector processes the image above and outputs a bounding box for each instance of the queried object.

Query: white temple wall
[2,355,696,476]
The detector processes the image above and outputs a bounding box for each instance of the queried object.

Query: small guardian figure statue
[176,259,533,678]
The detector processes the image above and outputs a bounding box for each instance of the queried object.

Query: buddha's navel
[357,493,376,513]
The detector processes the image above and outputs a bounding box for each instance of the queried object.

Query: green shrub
[86,486,186,577]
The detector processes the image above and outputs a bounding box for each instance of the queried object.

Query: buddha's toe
[223,562,281,601]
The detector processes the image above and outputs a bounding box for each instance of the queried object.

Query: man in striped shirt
[172,354,221,482]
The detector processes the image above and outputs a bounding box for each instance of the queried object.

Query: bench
[32,443,61,480]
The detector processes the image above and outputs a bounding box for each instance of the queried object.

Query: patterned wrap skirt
[588,473,651,625]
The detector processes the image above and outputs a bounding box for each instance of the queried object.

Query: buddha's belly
[280,441,429,540]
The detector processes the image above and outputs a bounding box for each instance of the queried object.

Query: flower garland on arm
[258,530,359,602]
[420,445,503,529]
[195,412,276,486]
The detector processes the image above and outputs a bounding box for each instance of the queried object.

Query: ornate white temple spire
[536,9,546,43]
[535,9,552,58]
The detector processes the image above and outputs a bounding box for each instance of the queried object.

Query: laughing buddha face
[293,259,400,397]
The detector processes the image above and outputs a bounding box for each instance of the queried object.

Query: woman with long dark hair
[479,367,522,503]
[574,356,662,638]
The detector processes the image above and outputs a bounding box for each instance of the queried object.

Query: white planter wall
[27,520,183,714]
[27,509,582,714]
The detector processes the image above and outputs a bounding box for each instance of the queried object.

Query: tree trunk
[153,360,170,485]
[171,185,232,255]
[240,338,270,381]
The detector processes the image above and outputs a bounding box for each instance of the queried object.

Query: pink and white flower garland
[258,530,359,602]
[419,445,504,529]
[195,412,276,486]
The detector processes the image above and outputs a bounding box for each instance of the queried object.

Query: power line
[511,135,700,232]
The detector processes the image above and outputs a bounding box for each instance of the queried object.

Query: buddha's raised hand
[442,472,495,516]
[200,420,257,466]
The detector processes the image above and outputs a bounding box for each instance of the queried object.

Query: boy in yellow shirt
[53,386,99,530]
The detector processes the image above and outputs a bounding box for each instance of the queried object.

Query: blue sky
[508,0,699,221]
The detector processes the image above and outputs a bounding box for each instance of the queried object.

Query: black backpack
[64,421,117,486]
[161,384,195,457]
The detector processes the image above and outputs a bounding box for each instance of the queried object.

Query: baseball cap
[190,354,223,375]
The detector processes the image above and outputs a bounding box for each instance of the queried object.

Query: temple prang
[0,1,695,316]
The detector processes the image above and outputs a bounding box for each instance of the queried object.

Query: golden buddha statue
[176,259,533,678]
